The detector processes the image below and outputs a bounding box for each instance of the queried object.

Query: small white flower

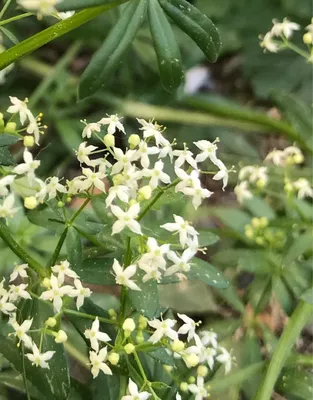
[0,293,16,314]
[265,149,286,165]
[138,237,169,272]
[111,203,142,235]
[84,317,111,353]
[51,260,79,284]
[105,185,129,207]
[121,378,151,400]
[173,144,197,169]
[99,115,125,135]
[271,18,300,38]
[0,194,19,219]
[56,11,75,19]
[26,343,55,369]
[10,317,33,348]
[134,141,159,169]
[194,139,219,164]
[112,259,141,291]
[292,178,313,199]
[81,121,101,139]
[111,148,136,175]
[213,160,229,190]
[239,166,268,185]
[181,183,213,209]
[148,318,178,343]
[39,275,73,312]
[35,178,47,203]
[177,313,200,342]
[81,168,106,192]
[260,32,279,53]
[199,346,217,369]
[174,168,200,192]
[165,248,196,276]
[143,160,171,189]
[70,279,92,310]
[161,214,198,247]
[216,347,232,374]
[140,264,162,283]
[13,149,40,182]
[89,347,112,378]
[0,175,15,196]
[18,0,61,18]
[200,330,218,348]
[7,96,30,125]
[26,115,41,145]
[45,176,67,200]
[234,181,253,204]
[10,263,28,282]
[9,283,31,302]
[188,376,208,400]
[76,142,98,166]
[137,118,167,146]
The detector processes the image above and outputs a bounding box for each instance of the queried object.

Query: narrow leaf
[57,0,129,11]
[186,257,229,288]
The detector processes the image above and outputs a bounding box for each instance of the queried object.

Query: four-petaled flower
[51,260,79,284]
[161,215,198,247]
[89,347,112,378]
[13,149,40,182]
[111,203,142,235]
[84,317,111,353]
[99,115,125,135]
[10,263,28,282]
[26,343,55,369]
[70,279,92,309]
[121,378,151,400]
[10,317,33,348]
[112,259,141,291]
[39,275,73,312]
[148,318,178,343]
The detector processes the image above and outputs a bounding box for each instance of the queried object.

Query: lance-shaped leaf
[78,0,147,99]
[57,0,129,11]
[159,0,221,62]
[148,0,184,92]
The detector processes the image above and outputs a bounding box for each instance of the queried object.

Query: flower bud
[171,340,185,353]
[23,135,34,147]
[184,353,199,368]
[255,236,265,246]
[103,134,115,148]
[124,343,135,354]
[251,218,260,228]
[284,182,294,193]
[42,278,51,289]
[188,376,196,384]
[4,122,17,134]
[45,317,57,327]
[180,382,189,392]
[303,32,313,44]
[66,197,72,203]
[163,365,173,373]
[112,174,124,186]
[57,201,65,208]
[123,318,136,332]
[197,365,209,377]
[259,217,269,228]
[129,199,138,207]
[256,178,266,189]
[138,185,152,201]
[55,330,68,343]
[245,227,254,239]
[108,309,117,320]
[138,315,147,329]
[108,352,120,365]
[24,196,38,210]
[128,134,140,149]
[136,331,144,344]
[293,153,304,164]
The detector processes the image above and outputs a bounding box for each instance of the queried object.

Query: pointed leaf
[186,257,229,288]
[57,0,129,11]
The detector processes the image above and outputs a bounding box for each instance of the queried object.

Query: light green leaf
[186,257,229,288]
[66,227,83,269]
[300,287,313,305]
[129,271,160,318]
[57,0,129,11]
[276,369,313,400]
[284,231,313,265]
[0,27,19,45]
[244,196,276,220]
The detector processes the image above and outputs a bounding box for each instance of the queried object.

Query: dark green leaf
[0,146,15,166]
[73,256,115,285]
[244,196,276,219]
[0,27,19,45]
[198,230,219,246]
[148,348,175,366]
[0,134,20,146]
[284,231,313,265]
[186,257,229,288]
[212,208,251,237]
[148,0,184,92]
[57,0,129,11]
[242,333,263,398]
[55,119,82,152]
[277,368,313,400]
[66,227,83,269]
[293,198,313,221]
[160,0,221,62]
[78,0,147,99]
[27,207,65,232]
[215,284,245,313]
[90,373,120,400]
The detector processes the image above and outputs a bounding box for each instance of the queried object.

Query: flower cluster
[259,17,313,62]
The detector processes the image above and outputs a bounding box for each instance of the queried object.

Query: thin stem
[254,301,313,400]
[0,0,14,20]
[47,227,68,268]
[133,349,148,383]
[21,344,31,400]
[0,12,33,26]
[69,196,90,224]
[63,308,118,325]
[64,341,90,368]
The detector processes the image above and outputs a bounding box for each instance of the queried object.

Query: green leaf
[78,0,147,99]
[215,284,245,313]
[0,146,15,166]
[55,119,82,152]
[186,257,229,289]
[159,0,221,62]
[300,287,313,305]
[277,369,313,400]
[0,134,20,146]
[293,198,313,221]
[198,230,219,246]
[27,206,65,232]
[242,333,263,398]
[0,27,19,45]
[148,348,175,366]
[148,0,183,92]
[57,0,129,11]
[212,208,251,236]
[244,196,276,220]
[284,231,313,265]
[90,373,120,399]
[73,256,115,285]
[66,227,83,269]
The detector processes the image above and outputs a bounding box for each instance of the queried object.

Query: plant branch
[47,227,68,268]
[0,12,33,26]
[63,308,118,325]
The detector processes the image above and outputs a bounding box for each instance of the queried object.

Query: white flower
[234,181,253,204]
[199,346,217,369]
[0,194,19,219]
[89,347,112,378]
[260,32,279,53]
[0,293,16,314]
[76,142,98,166]
[213,160,229,190]
[158,138,174,161]
[112,259,141,291]
[216,347,232,374]
[177,313,200,342]
[45,176,67,200]
[239,166,268,185]
[9,283,31,302]
[292,178,313,199]
[161,214,198,247]
[56,11,75,19]
[111,148,136,175]
[138,237,169,272]
[175,168,200,192]
[13,149,40,182]
[105,185,129,207]
[173,144,197,169]
[181,183,213,209]
[39,275,73,312]
[0,175,15,196]
[26,115,41,145]
[148,318,178,343]
[140,264,162,283]
[188,376,208,400]
[10,317,33,348]
[121,378,151,400]
[26,343,55,369]
[111,203,142,235]
[18,0,61,17]
[84,317,111,353]
[81,121,101,139]
[51,260,79,284]
[137,118,167,146]
[10,263,28,282]
[70,279,92,309]
[35,178,47,203]
[134,141,159,168]
[7,97,30,125]
[265,149,285,165]
[165,248,196,276]
[200,330,218,348]
[271,18,300,38]
[143,160,171,189]
[194,139,219,164]
[81,168,106,192]
[99,115,125,135]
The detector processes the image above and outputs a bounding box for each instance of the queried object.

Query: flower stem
[47,227,68,268]
[254,300,313,400]
[0,12,33,26]
[63,308,118,325]
[68,196,90,224]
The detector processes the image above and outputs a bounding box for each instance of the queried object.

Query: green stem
[21,344,31,400]
[0,1,127,70]
[0,0,13,20]
[63,308,118,325]
[69,196,90,224]
[254,301,313,400]
[0,220,47,277]
[47,227,68,268]
[0,12,33,26]
[63,341,90,367]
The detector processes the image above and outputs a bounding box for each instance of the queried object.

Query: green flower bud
[103,134,115,148]
[128,134,140,149]
[4,122,16,134]
[55,330,68,343]
[45,317,57,327]
[24,196,37,210]
[108,352,120,365]
[124,343,135,354]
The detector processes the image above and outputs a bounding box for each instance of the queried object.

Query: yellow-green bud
[293,153,304,164]
[66,197,72,203]
[138,185,152,201]
[171,340,185,353]
[197,365,209,377]
[23,135,34,148]
[284,182,294,193]
[108,309,117,317]
[0,113,4,129]
[303,32,313,44]
[184,354,200,368]
[24,196,37,210]
[57,201,65,208]
[108,352,120,365]
[112,174,124,186]
[129,199,138,207]
[255,236,265,246]
[124,343,135,354]
[4,122,16,133]
[128,134,141,149]
[180,382,189,392]
[251,218,260,228]
[259,217,269,228]
[136,331,145,344]
[123,318,136,332]
[103,134,115,148]
[45,317,57,327]
[138,315,147,329]
[245,227,254,239]
[163,365,173,373]
[188,376,196,384]
[42,278,51,289]
[256,178,266,189]
[55,330,68,343]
